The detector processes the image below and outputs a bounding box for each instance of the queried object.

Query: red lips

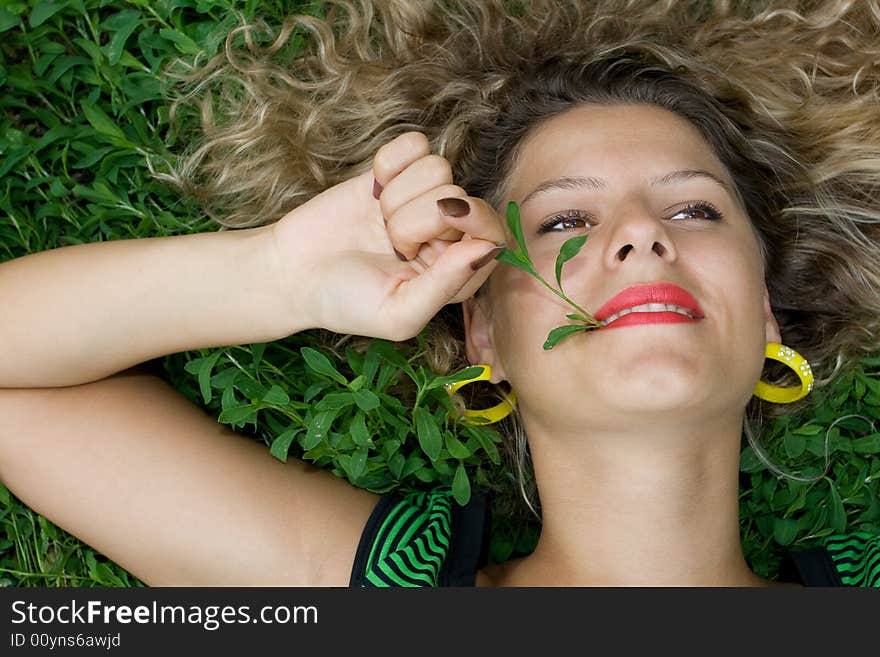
[593,282,705,322]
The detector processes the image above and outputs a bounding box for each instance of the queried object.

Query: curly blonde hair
[158,0,880,517]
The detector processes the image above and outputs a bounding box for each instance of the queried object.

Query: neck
[514,410,769,586]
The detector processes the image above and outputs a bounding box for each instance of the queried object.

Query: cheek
[695,235,769,357]
[488,271,557,369]
[710,236,765,308]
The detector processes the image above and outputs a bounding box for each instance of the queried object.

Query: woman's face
[464,103,781,431]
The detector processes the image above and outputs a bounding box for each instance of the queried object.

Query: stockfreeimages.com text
[10,599,317,631]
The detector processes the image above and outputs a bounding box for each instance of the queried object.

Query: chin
[606,372,712,411]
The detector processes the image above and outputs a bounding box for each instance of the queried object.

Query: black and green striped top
[349,486,491,586]
[348,486,880,587]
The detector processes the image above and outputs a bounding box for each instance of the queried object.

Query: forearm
[0,224,311,388]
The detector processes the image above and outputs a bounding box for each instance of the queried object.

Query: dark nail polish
[373,179,383,200]
[437,197,470,217]
[469,245,505,271]
[394,248,408,261]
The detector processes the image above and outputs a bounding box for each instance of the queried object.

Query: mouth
[598,303,701,329]
[594,282,705,329]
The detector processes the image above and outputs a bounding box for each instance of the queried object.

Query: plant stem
[531,270,600,327]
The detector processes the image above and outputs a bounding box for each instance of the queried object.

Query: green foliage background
[0,0,878,587]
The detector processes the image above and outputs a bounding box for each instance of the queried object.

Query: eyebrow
[518,169,734,207]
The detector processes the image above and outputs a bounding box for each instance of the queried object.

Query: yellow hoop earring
[444,364,517,425]
[753,342,814,403]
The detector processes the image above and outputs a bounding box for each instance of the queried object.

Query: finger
[434,195,508,247]
[379,154,453,219]
[414,238,458,270]
[371,132,431,195]
[385,183,465,260]
[389,237,505,327]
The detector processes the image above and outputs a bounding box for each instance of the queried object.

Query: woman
[1,0,878,586]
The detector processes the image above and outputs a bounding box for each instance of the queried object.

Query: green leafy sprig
[494,201,603,349]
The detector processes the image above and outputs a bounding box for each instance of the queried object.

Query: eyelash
[537,201,724,233]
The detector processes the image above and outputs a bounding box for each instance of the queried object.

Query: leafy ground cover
[1,0,878,586]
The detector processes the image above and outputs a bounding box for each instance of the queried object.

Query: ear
[763,285,781,344]
[462,295,508,384]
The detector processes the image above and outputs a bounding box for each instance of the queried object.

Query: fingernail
[373,179,383,200]
[437,197,470,217]
[469,245,505,271]
[394,248,408,261]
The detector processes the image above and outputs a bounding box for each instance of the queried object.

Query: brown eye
[671,202,724,221]
[538,209,592,233]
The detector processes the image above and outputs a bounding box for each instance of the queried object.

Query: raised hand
[271,131,507,341]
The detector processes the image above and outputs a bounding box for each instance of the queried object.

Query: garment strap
[350,486,491,587]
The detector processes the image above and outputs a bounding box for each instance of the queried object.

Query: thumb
[390,238,505,322]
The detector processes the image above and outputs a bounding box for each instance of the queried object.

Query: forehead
[507,103,732,200]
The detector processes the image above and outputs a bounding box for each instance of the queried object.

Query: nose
[603,204,678,267]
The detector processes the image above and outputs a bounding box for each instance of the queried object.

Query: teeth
[600,303,697,326]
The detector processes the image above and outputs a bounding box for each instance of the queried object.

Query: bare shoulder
[0,366,380,586]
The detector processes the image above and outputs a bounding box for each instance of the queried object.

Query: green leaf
[269,428,298,463]
[197,351,223,404]
[402,453,426,478]
[158,28,203,55]
[81,102,126,141]
[505,200,529,260]
[444,433,472,459]
[495,248,536,276]
[221,384,236,411]
[251,342,267,367]
[349,411,371,447]
[363,348,381,388]
[381,438,402,460]
[543,324,589,350]
[302,382,328,404]
[414,467,437,483]
[352,389,380,412]
[853,433,880,454]
[301,347,348,385]
[785,485,809,515]
[347,374,365,391]
[466,425,501,465]
[29,1,64,28]
[554,234,588,289]
[783,431,806,459]
[792,423,824,436]
[103,9,141,66]
[0,147,30,179]
[218,404,254,424]
[314,392,355,411]
[48,178,68,198]
[0,8,19,33]
[262,385,290,406]
[302,409,340,450]
[434,457,453,477]
[235,377,267,401]
[388,452,405,479]
[366,340,417,382]
[425,366,485,391]
[827,482,847,533]
[348,447,368,480]
[452,462,471,506]
[566,313,587,322]
[414,406,442,461]
[773,517,798,546]
[72,146,114,169]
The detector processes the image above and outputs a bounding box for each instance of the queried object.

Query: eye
[669,201,724,222]
[537,201,724,234]
[537,209,592,234]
